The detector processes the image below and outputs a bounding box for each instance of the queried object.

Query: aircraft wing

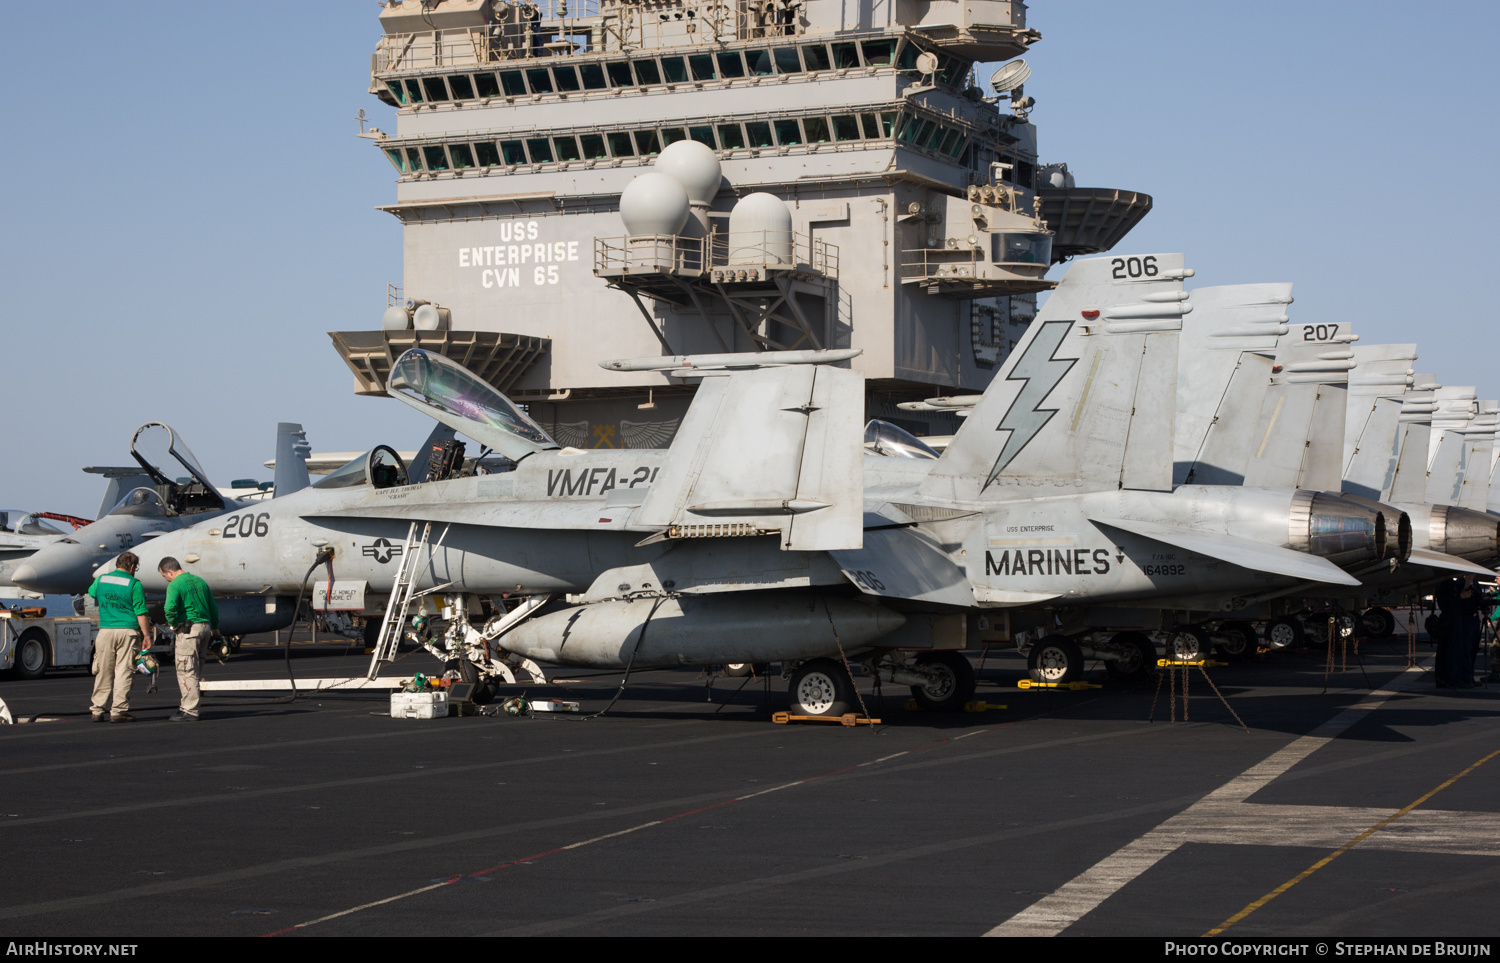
[1405,548,1497,577]
[828,520,975,607]
[1088,515,1362,586]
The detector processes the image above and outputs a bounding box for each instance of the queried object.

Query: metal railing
[595,229,838,279]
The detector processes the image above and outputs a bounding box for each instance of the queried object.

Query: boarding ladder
[366,521,432,680]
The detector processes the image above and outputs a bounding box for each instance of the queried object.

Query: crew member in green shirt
[86,551,154,723]
[158,556,219,722]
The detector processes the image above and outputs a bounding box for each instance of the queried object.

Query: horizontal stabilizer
[829,522,974,607]
[1088,515,1362,586]
[1406,548,1496,577]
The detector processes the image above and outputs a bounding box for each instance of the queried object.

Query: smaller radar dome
[413,303,450,331]
[382,305,413,331]
[655,140,722,207]
[728,192,793,265]
[620,172,691,236]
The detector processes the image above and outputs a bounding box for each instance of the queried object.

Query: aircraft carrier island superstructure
[333,0,1152,445]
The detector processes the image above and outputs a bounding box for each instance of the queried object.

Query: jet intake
[499,592,906,670]
[1429,505,1500,564]
[1287,491,1386,566]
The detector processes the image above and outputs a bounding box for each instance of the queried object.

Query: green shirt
[164,570,218,630]
[87,569,148,630]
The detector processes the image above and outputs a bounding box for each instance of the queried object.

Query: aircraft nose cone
[10,563,37,586]
[12,545,96,595]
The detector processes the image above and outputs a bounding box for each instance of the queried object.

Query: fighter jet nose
[12,545,95,595]
[10,564,37,586]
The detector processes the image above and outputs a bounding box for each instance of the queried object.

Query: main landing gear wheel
[1163,626,1211,663]
[17,629,50,680]
[1027,635,1083,684]
[1264,616,1304,650]
[909,651,977,712]
[724,663,753,677]
[788,658,856,716]
[1217,622,1260,662]
[1361,607,1396,640]
[1104,632,1157,681]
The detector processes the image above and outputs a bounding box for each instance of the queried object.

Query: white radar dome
[382,305,413,331]
[727,192,793,265]
[654,140,722,207]
[412,303,450,331]
[619,172,691,237]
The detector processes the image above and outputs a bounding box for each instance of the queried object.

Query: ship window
[717,124,746,149]
[423,146,450,171]
[607,62,634,87]
[554,135,581,162]
[607,132,635,156]
[773,47,802,73]
[1015,159,1035,188]
[801,44,831,71]
[861,39,895,66]
[450,144,476,168]
[500,140,527,165]
[895,115,918,143]
[580,134,608,159]
[448,74,475,99]
[832,115,861,141]
[716,52,745,78]
[499,70,526,96]
[384,149,408,173]
[926,123,948,151]
[804,117,830,143]
[633,59,662,85]
[859,113,881,138]
[688,54,716,80]
[404,79,425,103]
[940,129,963,156]
[526,68,554,93]
[405,147,425,170]
[896,41,921,70]
[745,49,774,76]
[422,77,450,101]
[773,119,802,146]
[914,120,936,147]
[831,42,860,69]
[660,56,688,83]
[880,112,897,136]
[635,129,661,155]
[689,125,717,148]
[526,138,553,163]
[475,72,501,97]
[580,63,607,89]
[745,121,773,148]
[385,81,407,105]
[661,127,688,145]
[937,56,965,86]
[553,65,581,91]
[475,142,502,166]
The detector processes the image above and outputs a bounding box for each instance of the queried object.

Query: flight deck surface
[2,641,1497,938]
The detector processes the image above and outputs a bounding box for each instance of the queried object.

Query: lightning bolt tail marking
[984,320,1079,491]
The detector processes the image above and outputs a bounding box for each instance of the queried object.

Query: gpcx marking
[362,539,404,564]
[546,466,657,497]
[985,548,1111,577]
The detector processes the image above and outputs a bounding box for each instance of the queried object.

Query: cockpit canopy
[0,511,70,536]
[387,349,558,462]
[129,423,225,515]
[314,446,410,491]
[106,488,167,518]
[864,420,940,460]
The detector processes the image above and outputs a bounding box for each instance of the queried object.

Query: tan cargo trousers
[176,623,211,716]
[91,628,141,715]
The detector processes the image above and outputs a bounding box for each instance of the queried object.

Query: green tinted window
[689,125,717,148]
[449,144,475,168]
[580,63,607,89]
[880,112,897,136]
[801,45,830,71]
[474,73,500,97]
[475,142,501,166]
[448,75,475,99]
[633,60,662,85]
[861,40,895,66]
[860,113,881,138]
[718,124,746,149]
[745,49,774,76]
[635,130,661,155]
[804,117,830,143]
[660,56,688,83]
[385,82,406,105]
[716,52,745,78]
[607,62,634,86]
[423,146,449,170]
[607,132,635,156]
[896,115,920,143]
[831,42,859,68]
[773,119,802,145]
[526,138,553,162]
[404,79,424,103]
[688,54,716,80]
[940,129,962,156]
[580,134,607,159]
[554,136,581,162]
[915,120,935,146]
[896,42,920,70]
[422,77,450,101]
[384,149,407,172]
[553,66,581,91]
[773,47,802,73]
[927,124,948,151]
[832,115,860,141]
[499,71,525,96]
[745,121,773,147]
[661,127,688,145]
[500,140,526,164]
[937,56,966,86]
[526,68,553,93]
[405,147,424,170]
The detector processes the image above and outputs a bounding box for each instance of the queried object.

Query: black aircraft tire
[909,651,976,712]
[1104,632,1157,681]
[723,663,753,677]
[1218,622,1260,662]
[1264,617,1304,650]
[16,629,50,680]
[788,658,855,717]
[1027,635,1083,684]
[1164,626,1212,663]
[1361,607,1396,640]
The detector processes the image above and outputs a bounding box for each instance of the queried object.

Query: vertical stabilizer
[272,423,312,497]
[1341,344,1416,499]
[1241,324,1357,490]
[1387,374,1439,503]
[1452,401,1498,511]
[920,254,1190,502]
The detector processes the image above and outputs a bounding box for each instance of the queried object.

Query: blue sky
[3,1,1495,515]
